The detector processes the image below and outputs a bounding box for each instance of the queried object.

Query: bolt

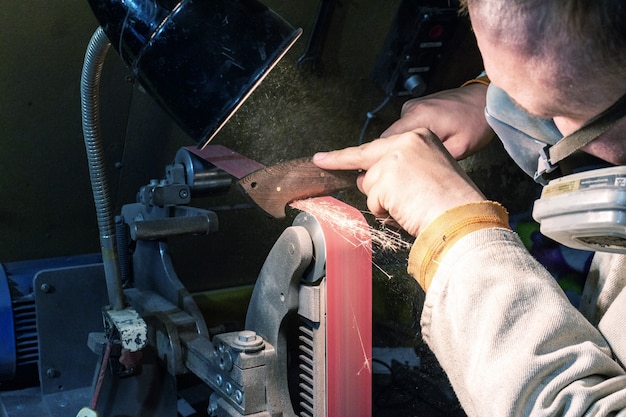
[215,374,223,386]
[234,390,243,404]
[233,330,264,352]
[225,382,233,395]
[179,189,189,199]
[46,368,57,379]
[40,283,52,293]
[238,331,257,343]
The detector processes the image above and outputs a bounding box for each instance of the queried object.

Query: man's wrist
[408,201,510,291]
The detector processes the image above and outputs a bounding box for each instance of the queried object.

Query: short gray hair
[464,0,625,65]
[463,0,626,96]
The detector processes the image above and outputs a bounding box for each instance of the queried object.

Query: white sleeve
[421,228,626,416]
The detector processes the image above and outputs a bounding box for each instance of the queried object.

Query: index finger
[313,139,387,171]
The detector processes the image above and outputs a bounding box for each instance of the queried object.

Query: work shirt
[410,84,626,416]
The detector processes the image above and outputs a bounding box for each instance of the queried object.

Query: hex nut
[234,330,264,352]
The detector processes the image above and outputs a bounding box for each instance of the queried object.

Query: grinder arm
[245,225,314,417]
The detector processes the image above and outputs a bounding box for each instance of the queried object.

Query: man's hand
[382,84,495,160]
[313,129,487,237]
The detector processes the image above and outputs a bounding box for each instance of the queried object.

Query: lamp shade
[87,0,301,148]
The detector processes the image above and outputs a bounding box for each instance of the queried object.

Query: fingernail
[313,152,327,161]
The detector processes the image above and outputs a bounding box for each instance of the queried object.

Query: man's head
[460,0,626,66]
[462,0,626,163]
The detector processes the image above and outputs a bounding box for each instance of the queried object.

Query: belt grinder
[0,146,372,417]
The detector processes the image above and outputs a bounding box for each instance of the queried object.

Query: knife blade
[238,157,359,218]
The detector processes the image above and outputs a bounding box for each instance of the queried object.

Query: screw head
[234,390,243,404]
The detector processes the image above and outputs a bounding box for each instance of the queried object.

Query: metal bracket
[245,225,314,417]
[534,145,559,185]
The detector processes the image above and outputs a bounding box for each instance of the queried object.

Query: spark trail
[290,198,412,257]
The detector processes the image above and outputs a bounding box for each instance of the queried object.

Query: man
[313,0,626,415]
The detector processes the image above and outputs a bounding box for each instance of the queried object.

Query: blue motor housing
[0,254,102,386]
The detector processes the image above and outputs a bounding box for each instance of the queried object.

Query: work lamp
[87,0,301,148]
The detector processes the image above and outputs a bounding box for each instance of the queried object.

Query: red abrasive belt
[295,196,372,417]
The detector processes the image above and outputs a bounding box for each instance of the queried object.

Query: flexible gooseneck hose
[80,27,125,311]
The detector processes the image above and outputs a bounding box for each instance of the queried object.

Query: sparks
[290,198,412,253]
